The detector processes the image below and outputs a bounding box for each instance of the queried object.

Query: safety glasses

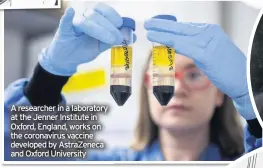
[144,68,211,91]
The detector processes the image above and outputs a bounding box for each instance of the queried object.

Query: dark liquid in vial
[110,85,131,106]
[153,85,174,106]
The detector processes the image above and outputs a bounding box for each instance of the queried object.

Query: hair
[130,53,244,159]
[250,15,263,120]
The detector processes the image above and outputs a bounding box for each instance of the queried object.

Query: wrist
[233,92,256,120]
[38,48,77,76]
[24,63,70,106]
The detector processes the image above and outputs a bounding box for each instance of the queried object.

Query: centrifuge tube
[110,17,135,106]
[152,15,177,106]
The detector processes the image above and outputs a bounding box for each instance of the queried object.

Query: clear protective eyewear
[145,67,211,91]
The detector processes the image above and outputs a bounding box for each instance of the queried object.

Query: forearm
[24,63,70,106]
[4,63,71,161]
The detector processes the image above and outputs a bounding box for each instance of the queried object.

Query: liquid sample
[110,43,132,106]
[152,45,175,106]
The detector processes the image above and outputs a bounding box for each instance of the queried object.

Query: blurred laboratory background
[4,1,262,148]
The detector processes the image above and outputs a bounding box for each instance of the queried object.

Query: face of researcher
[145,54,224,132]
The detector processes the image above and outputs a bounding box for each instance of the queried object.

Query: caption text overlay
[9,104,109,159]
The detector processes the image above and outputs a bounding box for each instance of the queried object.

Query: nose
[173,78,187,98]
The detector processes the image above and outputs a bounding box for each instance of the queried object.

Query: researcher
[4,3,262,161]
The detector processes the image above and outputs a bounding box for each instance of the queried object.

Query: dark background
[250,14,263,120]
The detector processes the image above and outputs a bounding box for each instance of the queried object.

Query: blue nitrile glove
[39,3,130,76]
[144,19,255,120]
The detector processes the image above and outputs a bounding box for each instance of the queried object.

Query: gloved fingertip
[115,17,123,28]
[59,8,76,32]
[64,7,75,18]
[116,35,124,44]
[146,31,155,41]
[133,34,137,43]
[143,19,151,29]
[106,34,117,45]
[94,2,108,9]
[93,2,123,28]
[111,38,121,45]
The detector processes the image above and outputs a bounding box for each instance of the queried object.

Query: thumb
[59,7,75,32]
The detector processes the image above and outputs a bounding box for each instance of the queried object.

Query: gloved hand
[39,3,127,76]
[144,19,255,120]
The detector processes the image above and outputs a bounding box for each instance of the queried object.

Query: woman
[87,53,244,161]
[4,3,262,161]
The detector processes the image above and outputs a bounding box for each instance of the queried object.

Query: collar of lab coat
[141,139,232,161]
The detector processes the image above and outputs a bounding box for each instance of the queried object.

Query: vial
[110,17,135,106]
[152,15,177,106]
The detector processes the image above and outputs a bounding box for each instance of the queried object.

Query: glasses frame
[144,68,211,91]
